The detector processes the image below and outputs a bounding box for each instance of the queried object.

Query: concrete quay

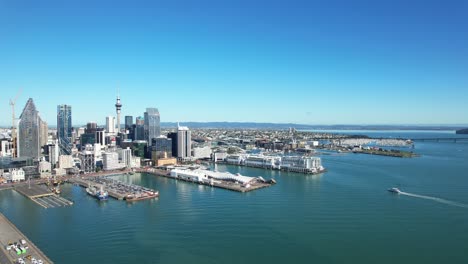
[0,212,53,264]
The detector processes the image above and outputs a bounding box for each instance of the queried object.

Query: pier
[69,177,158,201]
[0,212,53,264]
[139,168,275,193]
[14,185,73,208]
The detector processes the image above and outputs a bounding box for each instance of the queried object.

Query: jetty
[0,212,53,264]
[14,185,73,208]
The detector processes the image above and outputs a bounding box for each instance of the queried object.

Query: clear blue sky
[1,0,467,126]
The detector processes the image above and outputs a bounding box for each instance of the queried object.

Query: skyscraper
[18,98,41,159]
[177,124,191,158]
[57,104,72,155]
[125,116,133,130]
[115,94,122,133]
[106,116,116,135]
[144,108,160,145]
[39,119,48,146]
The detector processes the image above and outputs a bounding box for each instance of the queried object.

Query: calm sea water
[1,131,468,264]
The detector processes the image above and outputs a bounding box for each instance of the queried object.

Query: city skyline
[1,1,468,126]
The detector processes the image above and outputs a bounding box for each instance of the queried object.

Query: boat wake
[399,192,468,209]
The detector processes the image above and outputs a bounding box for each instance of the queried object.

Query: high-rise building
[57,104,72,155]
[102,151,122,171]
[125,116,133,130]
[151,137,173,157]
[144,108,160,145]
[79,150,95,173]
[135,116,144,126]
[86,122,97,134]
[115,94,122,133]
[18,98,41,159]
[106,116,116,135]
[167,132,178,157]
[95,128,106,146]
[177,125,191,158]
[39,119,48,147]
[119,147,132,168]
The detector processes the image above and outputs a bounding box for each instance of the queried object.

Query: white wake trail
[399,192,468,209]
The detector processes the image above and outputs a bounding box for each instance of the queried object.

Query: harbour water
[1,131,468,263]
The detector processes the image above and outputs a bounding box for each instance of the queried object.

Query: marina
[70,176,159,201]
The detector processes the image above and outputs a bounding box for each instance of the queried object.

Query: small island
[456,128,468,134]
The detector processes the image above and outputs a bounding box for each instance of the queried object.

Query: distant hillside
[160,122,466,130]
[456,128,468,134]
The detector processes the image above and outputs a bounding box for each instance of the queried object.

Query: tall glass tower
[144,108,160,144]
[18,98,41,159]
[57,104,72,155]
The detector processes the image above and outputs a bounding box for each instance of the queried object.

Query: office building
[167,132,178,158]
[86,122,98,134]
[79,150,95,173]
[151,137,173,157]
[125,116,133,130]
[96,128,106,146]
[57,104,72,155]
[102,152,122,171]
[39,119,48,147]
[144,108,160,145]
[119,147,132,168]
[17,98,42,159]
[177,125,191,158]
[58,155,74,169]
[106,116,116,135]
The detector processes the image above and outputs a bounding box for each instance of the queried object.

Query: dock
[0,212,53,264]
[69,177,158,201]
[14,185,73,208]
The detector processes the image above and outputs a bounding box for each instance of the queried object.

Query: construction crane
[9,88,22,157]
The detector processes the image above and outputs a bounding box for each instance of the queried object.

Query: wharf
[14,185,73,208]
[0,212,53,264]
[139,169,273,193]
[69,178,126,200]
[69,177,158,201]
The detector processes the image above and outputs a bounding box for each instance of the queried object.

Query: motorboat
[388,187,401,194]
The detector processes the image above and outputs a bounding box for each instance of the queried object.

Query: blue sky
[1,0,467,126]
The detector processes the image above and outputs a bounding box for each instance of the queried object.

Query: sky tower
[115,91,122,134]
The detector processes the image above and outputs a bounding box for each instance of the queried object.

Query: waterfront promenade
[0,212,53,264]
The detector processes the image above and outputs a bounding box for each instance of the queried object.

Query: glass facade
[57,104,72,155]
[144,108,160,145]
[18,98,41,159]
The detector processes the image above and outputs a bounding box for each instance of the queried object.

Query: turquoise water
[1,131,468,263]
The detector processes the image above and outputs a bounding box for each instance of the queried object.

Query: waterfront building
[119,147,132,168]
[79,150,95,173]
[177,125,191,159]
[38,161,52,178]
[144,108,161,144]
[46,141,59,167]
[280,156,324,173]
[167,132,178,157]
[1,168,25,182]
[192,146,212,159]
[106,116,116,135]
[131,157,141,168]
[57,104,72,155]
[17,98,42,159]
[244,155,280,169]
[0,139,13,157]
[151,137,173,157]
[155,157,177,167]
[58,155,74,169]
[102,151,123,171]
[132,140,147,159]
